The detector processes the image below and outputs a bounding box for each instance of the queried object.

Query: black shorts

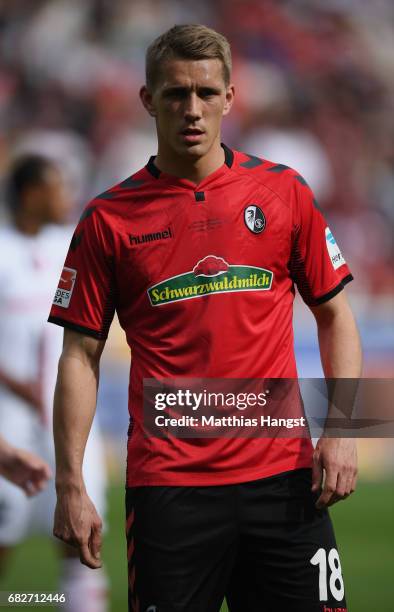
[125,468,347,612]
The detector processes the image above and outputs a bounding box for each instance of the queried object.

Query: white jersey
[0,223,71,422]
[0,223,106,544]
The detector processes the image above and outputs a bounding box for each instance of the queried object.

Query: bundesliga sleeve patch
[53,267,77,308]
[325,227,346,270]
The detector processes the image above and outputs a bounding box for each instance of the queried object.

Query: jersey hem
[125,455,313,487]
[48,316,107,340]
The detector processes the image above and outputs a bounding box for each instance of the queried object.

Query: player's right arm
[53,328,105,569]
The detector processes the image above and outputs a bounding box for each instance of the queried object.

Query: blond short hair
[146,24,232,90]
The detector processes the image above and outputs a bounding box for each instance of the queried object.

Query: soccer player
[0,155,108,610]
[50,25,362,611]
[0,435,51,495]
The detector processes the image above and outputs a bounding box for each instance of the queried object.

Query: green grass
[1,480,393,611]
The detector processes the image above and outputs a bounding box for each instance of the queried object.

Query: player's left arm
[309,290,362,509]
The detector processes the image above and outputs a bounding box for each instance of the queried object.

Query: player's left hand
[311,437,357,509]
[53,487,103,570]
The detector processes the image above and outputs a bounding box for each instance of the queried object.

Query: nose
[184,92,201,121]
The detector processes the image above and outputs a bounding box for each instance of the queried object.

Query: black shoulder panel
[95,190,117,201]
[267,164,290,173]
[95,175,144,202]
[79,206,97,222]
[118,176,145,189]
[295,175,308,186]
[240,154,263,169]
[69,230,84,251]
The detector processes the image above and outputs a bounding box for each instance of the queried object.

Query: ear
[222,84,235,117]
[140,85,156,117]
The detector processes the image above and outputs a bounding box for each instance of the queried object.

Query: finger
[53,529,75,548]
[32,478,47,493]
[20,467,50,497]
[24,480,40,497]
[343,469,355,497]
[21,481,35,497]
[331,470,349,501]
[326,475,349,508]
[350,468,358,495]
[90,524,102,561]
[334,465,357,503]
[19,452,51,480]
[315,469,338,509]
[311,454,323,492]
[39,463,52,481]
[31,465,52,488]
[28,477,47,495]
[80,542,102,569]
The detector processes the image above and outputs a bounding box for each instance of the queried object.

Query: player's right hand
[0,443,51,495]
[53,486,103,569]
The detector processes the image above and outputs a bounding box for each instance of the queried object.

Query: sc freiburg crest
[244,205,266,234]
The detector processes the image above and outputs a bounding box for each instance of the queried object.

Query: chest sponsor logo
[53,267,77,308]
[244,205,266,234]
[325,227,345,270]
[129,226,172,246]
[147,255,273,306]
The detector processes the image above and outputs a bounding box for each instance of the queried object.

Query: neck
[155,141,225,184]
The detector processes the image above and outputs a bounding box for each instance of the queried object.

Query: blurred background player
[0,155,108,612]
[0,434,51,495]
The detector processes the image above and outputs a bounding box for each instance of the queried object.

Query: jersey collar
[145,143,234,189]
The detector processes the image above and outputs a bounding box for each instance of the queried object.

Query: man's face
[41,168,71,224]
[23,167,71,225]
[141,58,234,160]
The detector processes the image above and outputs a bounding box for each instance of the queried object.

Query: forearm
[316,303,362,379]
[53,349,99,491]
[309,293,361,505]
[312,291,362,426]
[52,330,105,568]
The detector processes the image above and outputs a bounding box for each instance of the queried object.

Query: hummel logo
[129,227,173,245]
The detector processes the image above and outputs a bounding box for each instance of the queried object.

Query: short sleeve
[289,180,353,306]
[48,202,116,339]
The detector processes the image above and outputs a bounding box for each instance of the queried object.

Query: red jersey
[49,145,353,486]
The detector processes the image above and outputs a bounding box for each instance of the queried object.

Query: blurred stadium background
[0,0,393,610]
